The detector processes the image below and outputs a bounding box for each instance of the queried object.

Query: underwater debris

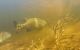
[0,32,11,43]
[15,17,48,32]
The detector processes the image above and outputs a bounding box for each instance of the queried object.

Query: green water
[0,0,80,44]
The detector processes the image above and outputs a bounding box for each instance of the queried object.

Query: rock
[0,32,11,43]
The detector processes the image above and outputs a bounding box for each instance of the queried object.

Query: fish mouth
[16,24,24,30]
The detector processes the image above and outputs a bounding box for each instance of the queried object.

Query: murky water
[0,0,80,50]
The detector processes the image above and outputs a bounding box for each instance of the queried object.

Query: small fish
[15,18,48,32]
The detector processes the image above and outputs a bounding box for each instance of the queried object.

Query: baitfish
[15,18,48,32]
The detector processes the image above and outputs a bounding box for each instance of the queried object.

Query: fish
[15,17,48,32]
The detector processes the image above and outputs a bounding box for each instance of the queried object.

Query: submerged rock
[0,32,11,43]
